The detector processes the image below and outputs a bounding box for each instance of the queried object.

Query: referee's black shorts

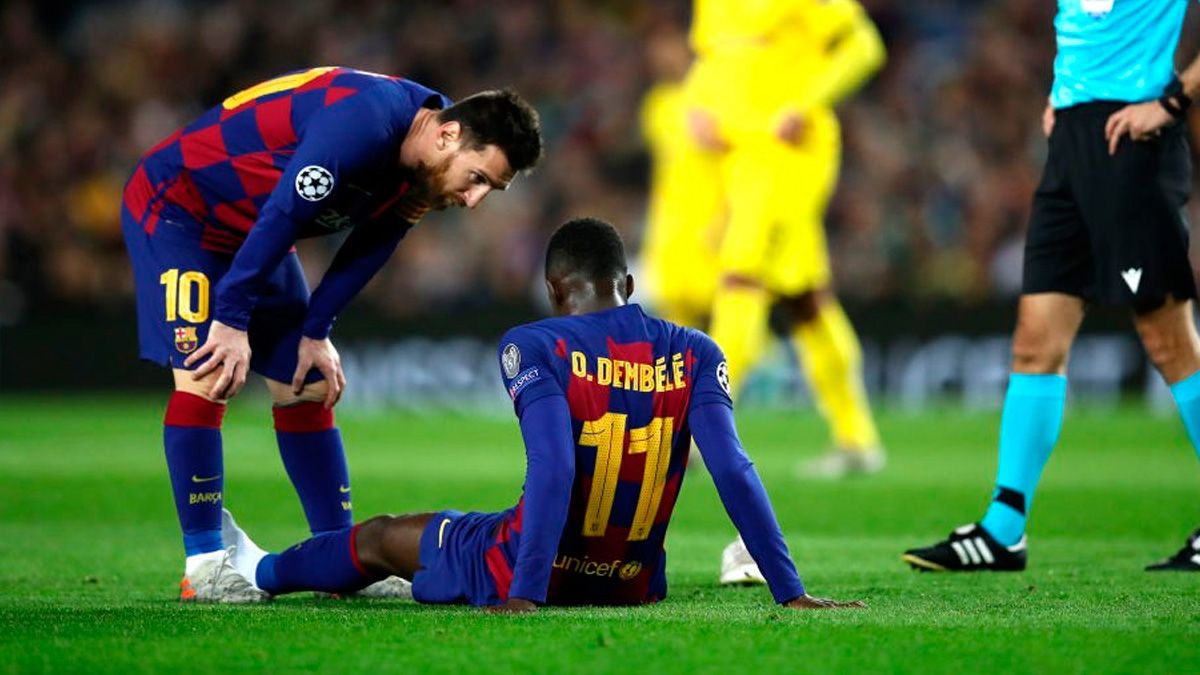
[1023,101,1195,313]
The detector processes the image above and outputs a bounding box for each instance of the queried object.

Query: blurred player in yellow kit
[682,0,886,583]
[639,27,725,330]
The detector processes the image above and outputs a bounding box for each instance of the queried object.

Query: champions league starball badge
[295,165,334,201]
[502,343,521,379]
[716,361,730,396]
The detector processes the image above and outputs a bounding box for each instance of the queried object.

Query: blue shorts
[412,510,504,607]
[122,207,322,385]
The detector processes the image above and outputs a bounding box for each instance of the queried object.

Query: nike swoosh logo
[437,518,452,548]
[191,474,221,483]
[338,485,351,494]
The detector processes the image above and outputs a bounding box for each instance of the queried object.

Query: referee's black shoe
[902,523,1026,572]
[1145,527,1200,571]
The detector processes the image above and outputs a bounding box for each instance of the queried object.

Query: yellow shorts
[717,112,840,296]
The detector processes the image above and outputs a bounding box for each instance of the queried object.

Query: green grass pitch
[1,395,1198,673]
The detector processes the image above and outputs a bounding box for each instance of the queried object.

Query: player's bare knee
[1010,348,1067,374]
[1010,316,1074,374]
[1010,332,1068,374]
[353,515,396,570]
[266,378,329,406]
[1137,325,1193,379]
[1134,299,1200,381]
[1010,294,1084,373]
[357,513,429,577]
[171,369,225,402]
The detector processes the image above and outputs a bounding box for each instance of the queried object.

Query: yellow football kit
[686,0,885,454]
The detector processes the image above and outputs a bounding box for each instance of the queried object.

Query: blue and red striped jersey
[124,66,447,250]
[121,67,452,336]
[492,304,734,605]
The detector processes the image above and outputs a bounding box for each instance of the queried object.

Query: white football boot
[348,576,413,599]
[180,545,270,604]
[798,447,886,480]
[221,509,270,587]
[719,536,766,586]
[313,575,414,600]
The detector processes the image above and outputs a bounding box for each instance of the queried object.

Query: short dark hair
[439,89,543,173]
[545,217,627,282]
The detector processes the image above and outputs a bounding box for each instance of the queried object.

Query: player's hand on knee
[185,320,251,400]
[784,594,866,610]
[483,597,538,614]
[293,336,345,409]
[1042,100,1055,138]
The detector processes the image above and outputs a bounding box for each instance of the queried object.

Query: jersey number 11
[579,412,674,542]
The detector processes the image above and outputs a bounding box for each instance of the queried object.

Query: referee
[903,0,1200,573]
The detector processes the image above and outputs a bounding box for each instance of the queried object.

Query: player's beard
[408,154,458,211]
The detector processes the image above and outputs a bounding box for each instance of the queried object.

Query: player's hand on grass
[1042,100,1055,138]
[185,320,250,400]
[1105,101,1173,155]
[784,594,866,610]
[484,598,538,614]
[293,336,346,409]
[687,108,730,153]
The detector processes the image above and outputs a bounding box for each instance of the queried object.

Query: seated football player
[219,218,863,611]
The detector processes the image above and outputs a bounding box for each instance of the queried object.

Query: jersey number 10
[579,412,674,542]
[160,268,209,323]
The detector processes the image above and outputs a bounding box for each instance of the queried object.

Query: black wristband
[1159,77,1192,120]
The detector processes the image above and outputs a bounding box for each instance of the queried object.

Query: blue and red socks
[254,525,376,595]
[979,373,1068,546]
[163,391,226,566]
[165,393,357,580]
[274,402,353,535]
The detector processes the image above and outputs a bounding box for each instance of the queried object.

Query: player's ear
[545,278,563,313]
[437,121,463,151]
[624,274,634,300]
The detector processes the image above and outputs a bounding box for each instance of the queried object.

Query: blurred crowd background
[2,0,1199,325]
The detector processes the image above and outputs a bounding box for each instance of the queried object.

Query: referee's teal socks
[979,373,1068,547]
[1169,369,1200,463]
